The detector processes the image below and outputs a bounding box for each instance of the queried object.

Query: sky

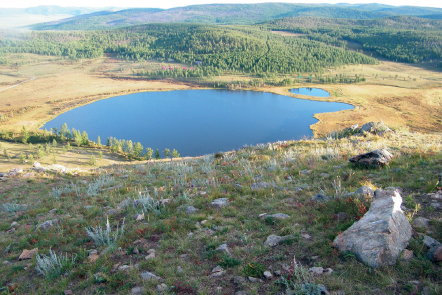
[1,1,442,9]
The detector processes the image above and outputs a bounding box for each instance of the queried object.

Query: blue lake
[290,87,331,97]
[42,89,353,157]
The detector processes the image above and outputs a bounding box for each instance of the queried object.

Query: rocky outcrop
[349,148,393,168]
[333,189,412,267]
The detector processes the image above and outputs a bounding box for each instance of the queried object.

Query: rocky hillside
[0,123,441,294]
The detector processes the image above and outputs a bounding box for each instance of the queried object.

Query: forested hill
[263,16,442,67]
[29,3,442,30]
[0,24,376,77]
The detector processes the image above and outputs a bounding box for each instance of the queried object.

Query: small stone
[19,248,38,260]
[88,253,100,263]
[147,249,156,254]
[64,290,73,295]
[215,243,231,256]
[132,247,139,254]
[274,270,282,276]
[248,276,263,283]
[409,280,420,285]
[258,213,267,218]
[300,170,310,174]
[264,235,294,247]
[302,234,312,240]
[36,219,58,231]
[185,206,198,214]
[233,276,247,286]
[423,235,441,249]
[250,182,276,190]
[118,265,131,272]
[187,232,194,238]
[312,193,328,202]
[145,253,156,260]
[106,209,119,216]
[201,220,208,224]
[354,186,375,199]
[400,249,414,262]
[209,270,225,277]
[155,283,168,293]
[94,272,107,282]
[308,267,324,276]
[2,261,10,265]
[212,265,224,273]
[413,217,430,229]
[320,173,329,177]
[83,206,95,209]
[266,213,290,220]
[134,213,145,221]
[427,245,442,262]
[324,268,333,275]
[210,198,230,208]
[430,203,441,210]
[177,266,183,273]
[10,222,19,228]
[140,271,161,281]
[263,271,273,279]
[180,254,189,258]
[131,287,145,294]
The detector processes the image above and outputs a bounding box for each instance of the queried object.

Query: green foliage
[155,149,161,159]
[163,148,171,158]
[145,147,154,160]
[219,255,241,269]
[172,149,180,158]
[85,217,125,247]
[243,262,266,277]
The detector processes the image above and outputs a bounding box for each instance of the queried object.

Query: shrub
[243,262,266,277]
[36,248,77,279]
[85,217,125,247]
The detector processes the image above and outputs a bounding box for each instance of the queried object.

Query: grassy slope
[0,127,440,294]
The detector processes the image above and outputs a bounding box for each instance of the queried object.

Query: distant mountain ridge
[28,3,442,30]
[0,5,120,16]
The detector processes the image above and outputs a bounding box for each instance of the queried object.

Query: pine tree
[155,149,161,159]
[97,136,101,147]
[81,131,89,146]
[172,149,180,158]
[134,142,143,157]
[145,148,153,160]
[52,139,57,147]
[163,148,171,158]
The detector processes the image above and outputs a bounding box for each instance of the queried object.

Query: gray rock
[131,287,145,294]
[36,219,58,231]
[212,265,224,273]
[308,267,323,276]
[266,213,290,220]
[423,235,441,249]
[185,206,198,214]
[210,198,230,208]
[155,283,168,293]
[413,217,430,229]
[216,243,231,256]
[250,182,276,190]
[427,245,442,262]
[430,203,441,210]
[333,189,412,267]
[355,186,375,199]
[300,169,310,175]
[176,266,183,273]
[83,206,95,209]
[248,276,263,283]
[10,222,19,228]
[349,148,393,168]
[233,275,246,285]
[106,209,119,216]
[263,271,273,280]
[312,193,329,202]
[264,234,294,247]
[320,173,329,177]
[140,271,161,281]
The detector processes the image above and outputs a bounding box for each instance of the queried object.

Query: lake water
[42,89,353,157]
[290,87,331,97]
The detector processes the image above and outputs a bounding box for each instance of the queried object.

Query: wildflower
[183,67,187,70]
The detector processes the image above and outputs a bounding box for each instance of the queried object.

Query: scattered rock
[233,276,247,287]
[263,271,273,280]
[354,186,375,199]
[250,182,276,190]
[177,266,183,273]
[210,198,230,208]
[349,148,393,168]
[309,267,324,276]
[216,243,231,256]
[333,189,412,267]
[36,219,58,231]
[266,213,290,220]
[106,209,119,216]
[145,252,156,260]
[430,202,441,210]
[134,213,145,221]
[10,222,19,228]
[413,217,430,229]
[320,173,329,177]
[400,249,414,262]
[19,248,38,260]
[63,290,73,295]
[118,265,131,273]
[22,172,35,178]
[83,206,94,209]
[131,287,146,294]
[132,247,139,254]
[185,206,198,214]
[312,193,329,202]
[264,234,294,247]
[274,270,282,276]
[301,234,312,240]
[212,265,224,273]
[248,276,263,283]
[88,252,100,263]
[423,235,441,249]
[300,170,310,175]
[140,271,161,281]
[155,283,168,293]
[209,266,225,277]
[93,272,108,282]
[427,245,442,262]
